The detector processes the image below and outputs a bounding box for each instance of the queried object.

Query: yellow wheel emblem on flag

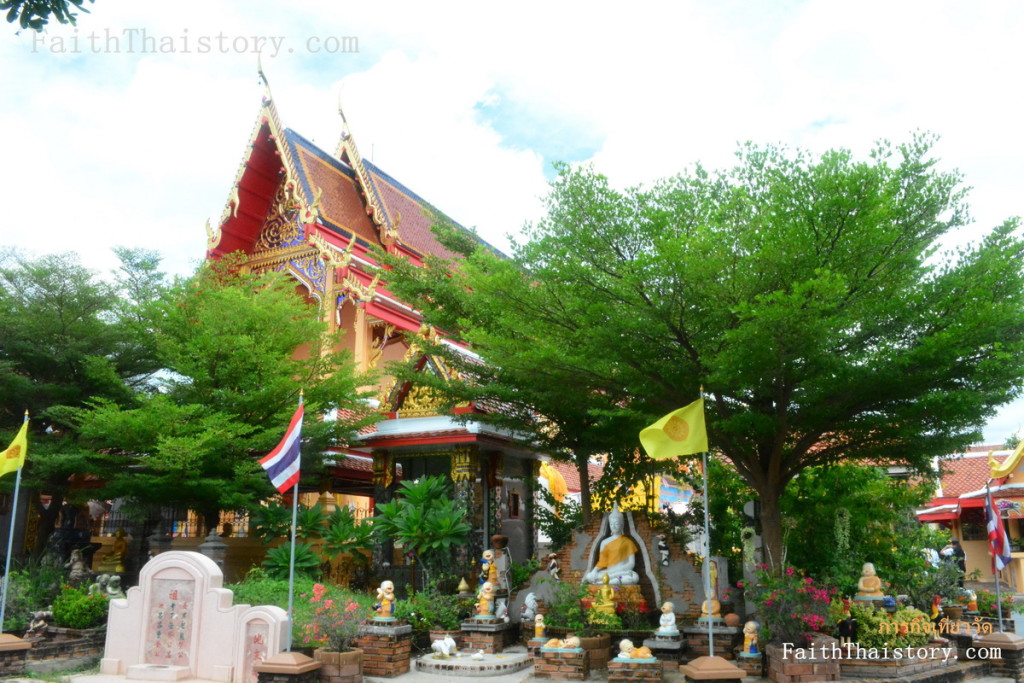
[663,415,691,442]
[5,445,20,459]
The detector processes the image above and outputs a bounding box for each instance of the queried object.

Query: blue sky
[2,0,1023,442]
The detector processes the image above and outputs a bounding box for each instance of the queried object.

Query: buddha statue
[582,504,639,585]
[657,601,678,633]
[375,580,396,618]
[856,562,884,599]
[591,574,617,618]
[96,528,129,573]
[700,559,721,619]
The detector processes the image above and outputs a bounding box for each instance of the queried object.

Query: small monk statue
[700,559,722,619]
[105,574,126,599]
[479,549,496,586]
[375,580,396,618]
[534,613,546,639]
[616,639,636,660]
[562,635,581,649]
[632,644,653,659]
[477,581,495,617]
[966,589,979,613]
[742,620,760,656]
[657,601,678,633]
[856,562,884,598]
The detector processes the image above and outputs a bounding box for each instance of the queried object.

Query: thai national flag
[261,404,303,493]
[986,493,1012,572]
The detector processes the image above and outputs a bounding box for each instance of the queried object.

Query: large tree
[0,248,165,552]
[383,136,1024,568]
[71,257,374,531]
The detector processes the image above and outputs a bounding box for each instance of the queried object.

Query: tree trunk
[32,491,64,558]
[576,454,592,525]
[757,487,785,570]
[203,509,221,538]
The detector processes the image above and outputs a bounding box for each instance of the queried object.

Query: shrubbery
[52,584,109,629]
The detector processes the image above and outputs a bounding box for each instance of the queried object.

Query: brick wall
[533,648,589,680]
[608,658,662,683]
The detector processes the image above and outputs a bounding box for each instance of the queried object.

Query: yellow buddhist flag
[640,397,707,460]
[0,420,28,478]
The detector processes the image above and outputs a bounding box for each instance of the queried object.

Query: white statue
[657,601,678,633]
[431,635,458,659]
[521,592,538,621]
[582,504,639,585]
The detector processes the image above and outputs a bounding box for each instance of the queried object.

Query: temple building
[204,80,541,571]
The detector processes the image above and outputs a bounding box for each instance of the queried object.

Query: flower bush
[742,565,835,645]
[393,582,474,633]
[849,604,931,649]
[52,584,109,629]
[299,583,371,652]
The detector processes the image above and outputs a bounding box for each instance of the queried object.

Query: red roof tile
[938,448,1008,497]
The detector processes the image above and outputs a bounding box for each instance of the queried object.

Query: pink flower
[785,567,795,576]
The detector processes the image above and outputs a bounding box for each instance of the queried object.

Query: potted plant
[299,583,372,683]
[539,578,614,669]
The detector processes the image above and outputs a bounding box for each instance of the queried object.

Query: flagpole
[0,411,28,631]
[285,392,303,652]
[987,481,1005,633]
[702,448,714,656]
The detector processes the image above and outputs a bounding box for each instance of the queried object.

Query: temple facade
[205,82,540,572]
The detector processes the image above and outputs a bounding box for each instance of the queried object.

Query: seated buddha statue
[582,504,639,585]
[591,574,617,618]
[856,562,884,598]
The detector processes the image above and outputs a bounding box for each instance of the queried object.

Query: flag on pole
[640,397,708,459]
[0,420,28,479]
[261,404,304,493]
[986,492,1012,572]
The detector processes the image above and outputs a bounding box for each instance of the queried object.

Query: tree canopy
[383,135,1024,567]
[70,257,373,529]
[2,0,93,30]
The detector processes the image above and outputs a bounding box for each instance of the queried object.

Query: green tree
[2,0,92,30]
[373,475,471,588]
[383,135,1024,568]
[0,248,166,553]
[72,257,373,532]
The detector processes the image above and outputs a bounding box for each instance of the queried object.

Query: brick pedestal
[734,654,762,677]
[766,643,840,683]
[609,657,662,683]
[534,647,589,680]
[683,625,742,660]
[356,622,412,678]
[978,631,1024,680]
[0,635,31,679]
[461,618,512,654]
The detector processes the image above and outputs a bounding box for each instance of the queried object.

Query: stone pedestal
[683,624,742,660]
[461,617,512,654]
[356,622,412,678]
[534,647,589,680]
[609,657,662,683]
[255,651,321,683]
[644,632,686,669]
